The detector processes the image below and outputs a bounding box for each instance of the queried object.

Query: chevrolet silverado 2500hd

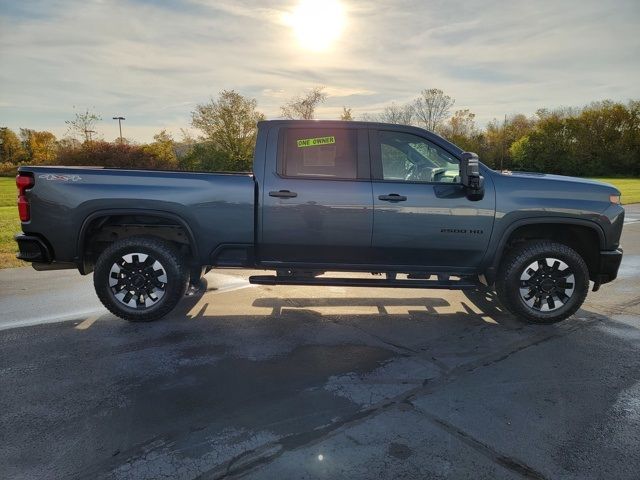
[15,120,624,323]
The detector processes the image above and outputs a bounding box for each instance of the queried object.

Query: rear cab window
[278,128,367,180]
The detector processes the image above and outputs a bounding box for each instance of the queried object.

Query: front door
[370,129,495,270]
[260,126,373,265]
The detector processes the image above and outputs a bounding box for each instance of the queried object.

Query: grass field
[0,177,24,268]
[591,178,640,205]
[0,175,639,269]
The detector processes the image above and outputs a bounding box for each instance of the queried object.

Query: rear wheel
[94,236,189,322]
[496,240,589,324]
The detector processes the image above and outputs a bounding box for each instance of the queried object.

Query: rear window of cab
[280,128,358,179]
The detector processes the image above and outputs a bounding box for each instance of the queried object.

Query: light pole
[84,129,96,142]
[112,116,125,143]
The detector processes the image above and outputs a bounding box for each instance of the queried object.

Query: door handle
[378,193,407,202]
[269,190,298,198]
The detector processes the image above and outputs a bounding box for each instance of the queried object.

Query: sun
[287,0,346,52]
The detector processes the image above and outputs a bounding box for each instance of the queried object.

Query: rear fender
[76,209,199,274]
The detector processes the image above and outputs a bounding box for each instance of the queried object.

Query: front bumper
[15,234,52,263]
[592,248,623,290]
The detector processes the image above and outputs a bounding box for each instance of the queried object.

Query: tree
[179,128,196,147]
[174,129,197,168]
[143,130,178,169]
[479,114,537,170]
[361,102,414,125]
[191,90,265,171]
[19,129,58,164]
[58,137,82,151]
[413,89,455,132]
[379,103,414,125]
[440,109,483,154]
[65,108,102,143]
[340,106,353,121]
[509,135,531,170]
[443,109,476,138]
[181,142,232,172]
[281,86,327,120]
[0,127,26,164]
[506,101,640,176]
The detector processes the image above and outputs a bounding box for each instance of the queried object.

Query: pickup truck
[15,120,624,324]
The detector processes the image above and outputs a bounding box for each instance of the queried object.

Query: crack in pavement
[330,318,421,355]
[194,315,602,479]
[408,402,547,480]
[324,316,457,377]
[199,406,389,480]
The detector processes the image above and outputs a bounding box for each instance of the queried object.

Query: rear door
[260,125,373,265]
[370,129,495,270]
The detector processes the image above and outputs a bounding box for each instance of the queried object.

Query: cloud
[323,86,375,97]
[0,0,639,141]
[190,0,286,23]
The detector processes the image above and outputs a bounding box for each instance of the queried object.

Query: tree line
[1,88,638,177]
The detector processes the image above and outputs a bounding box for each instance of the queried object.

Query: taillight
[16,173,34,222]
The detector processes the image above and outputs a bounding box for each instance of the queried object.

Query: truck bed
[19,166,256,267]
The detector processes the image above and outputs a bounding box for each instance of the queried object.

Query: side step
[248,275,477,290]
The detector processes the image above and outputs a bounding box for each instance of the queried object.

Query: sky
[1,0,639,143]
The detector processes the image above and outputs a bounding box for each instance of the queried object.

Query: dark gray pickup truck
[15,120,624,323]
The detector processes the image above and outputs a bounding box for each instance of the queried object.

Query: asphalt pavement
[1,205,639,480]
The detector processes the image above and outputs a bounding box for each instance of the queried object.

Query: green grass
[590,178,640,205]
[0,176,16,206]
[0,177,24,268]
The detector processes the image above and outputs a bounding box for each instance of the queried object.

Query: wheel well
[80,214,196,273]
[501,223,600,279]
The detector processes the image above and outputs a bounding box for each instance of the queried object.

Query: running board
[248,275,477,289]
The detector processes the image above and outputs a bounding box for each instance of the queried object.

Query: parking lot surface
[1,206,639,479]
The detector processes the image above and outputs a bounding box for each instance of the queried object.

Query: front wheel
[496,240,589,324]
[94,236,189,322]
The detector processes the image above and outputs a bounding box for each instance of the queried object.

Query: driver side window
[379,131,460,183]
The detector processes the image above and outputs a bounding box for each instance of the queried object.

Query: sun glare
[287,0,346,52]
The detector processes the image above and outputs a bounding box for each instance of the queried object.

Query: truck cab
[256,121,494,272]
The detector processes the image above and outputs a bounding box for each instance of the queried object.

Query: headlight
[609,194,621,204]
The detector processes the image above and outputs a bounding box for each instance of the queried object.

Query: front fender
[482,216,606,283]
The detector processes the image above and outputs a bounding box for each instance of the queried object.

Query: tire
[496,240,589,324]
[93,236,189,322]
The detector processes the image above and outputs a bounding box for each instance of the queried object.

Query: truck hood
[501,171,621,194]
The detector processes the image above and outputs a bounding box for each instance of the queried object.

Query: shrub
[56,141,177,170]
[0,162,18,176]
[180,141,250,172]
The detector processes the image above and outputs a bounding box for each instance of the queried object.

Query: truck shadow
[251,296,452,315]
[175,278,521,331]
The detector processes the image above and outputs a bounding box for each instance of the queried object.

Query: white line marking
[0,279,256,332]
[75,315,100,330]
[0,308,106,332]
[210,282,256,294]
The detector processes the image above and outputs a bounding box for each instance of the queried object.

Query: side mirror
[460,152,485,200]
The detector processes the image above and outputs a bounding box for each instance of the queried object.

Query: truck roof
[259,118,425,130]
[258,119,463,155]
